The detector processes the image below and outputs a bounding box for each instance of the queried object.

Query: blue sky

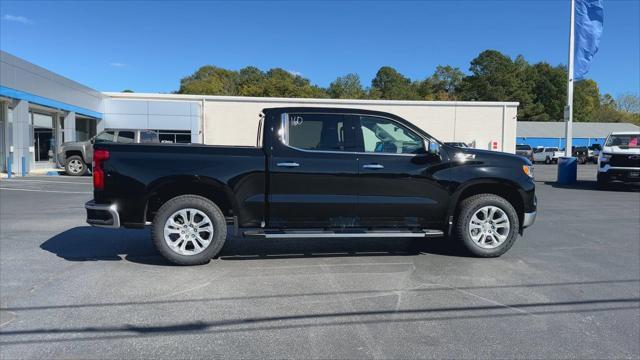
[1,0,638,97]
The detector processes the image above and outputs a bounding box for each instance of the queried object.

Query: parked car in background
[444,142,469,148]
[516,144,534,161]
[572,146,590,164]
[85,107,537,265]
[588,143,602,163]
[597,131,640,186]
[532,147,563,164]
[58,129,159,176]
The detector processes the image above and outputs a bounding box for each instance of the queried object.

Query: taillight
[93,149,110,190]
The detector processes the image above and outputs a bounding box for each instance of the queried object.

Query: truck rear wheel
[454,194,519,257]
[65,155,87,176]
[151,195,227,265]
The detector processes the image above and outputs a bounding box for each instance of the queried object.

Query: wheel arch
[64,150,84,161]
[447,179,525,235]
[144,175,239,223]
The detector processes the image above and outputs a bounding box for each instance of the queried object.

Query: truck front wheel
[151,195,227,265]
[65,155,87,176]
[454,194,519,257]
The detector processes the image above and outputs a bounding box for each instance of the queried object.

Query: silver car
[58,129,158,176]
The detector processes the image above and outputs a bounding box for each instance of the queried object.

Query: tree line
[176,50,639,124]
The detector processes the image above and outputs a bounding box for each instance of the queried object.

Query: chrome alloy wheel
[68,159,84,174]
[163,208,214,256]
[468,205,510,249]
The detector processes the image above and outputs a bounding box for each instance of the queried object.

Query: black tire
[545,157,551,164]
[454,194,520,257]
[597,173,609,189]
[151,195,227,265]
[64,155,87,176]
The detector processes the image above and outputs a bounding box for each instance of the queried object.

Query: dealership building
[1,50,635,176]
[516,121,639,149]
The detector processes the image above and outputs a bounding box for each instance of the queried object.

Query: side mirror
[425,140,440,155]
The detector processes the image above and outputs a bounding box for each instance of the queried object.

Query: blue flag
[574,0,604,80]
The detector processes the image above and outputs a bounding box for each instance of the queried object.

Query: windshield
[546,148,559,152]
[516,145,531,150]
[605,134,639,148]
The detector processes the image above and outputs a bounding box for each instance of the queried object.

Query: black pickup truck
[86,107,537,265]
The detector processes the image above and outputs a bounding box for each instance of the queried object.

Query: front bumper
[598,166,640,182]
[523,211,536,228]
[85,200,120,228]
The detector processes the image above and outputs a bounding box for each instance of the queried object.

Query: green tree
[371,66,418,100]
[416,65,465,100]
[430,65,464,100]
[458,50,518,101]
[458,51,534,118]
[573,79,601,121]
[328,73,366,99]
[178,65,238,95]
[121,89,134,93]
[259,68,328,98]
[528,63,566,121]
[237,66,266,97]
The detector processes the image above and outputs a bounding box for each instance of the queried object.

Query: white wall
[102,98,201,142]
[202,97,517,152]
[104,93,518,153]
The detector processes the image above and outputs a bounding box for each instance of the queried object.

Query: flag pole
[565,0,575,156]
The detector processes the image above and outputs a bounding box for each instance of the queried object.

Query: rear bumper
[85,200,120,228]
[523,211,536,228]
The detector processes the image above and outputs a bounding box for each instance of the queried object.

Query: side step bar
[243,229,444,239]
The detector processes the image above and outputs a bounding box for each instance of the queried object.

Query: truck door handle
[277,162,300,168]
[362,163,384,169]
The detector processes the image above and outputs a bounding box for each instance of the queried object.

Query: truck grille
[609,154,640,168]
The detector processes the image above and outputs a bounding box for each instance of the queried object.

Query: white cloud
[3,14,33,24]
[287,70,303,77]
[109,62,127,68]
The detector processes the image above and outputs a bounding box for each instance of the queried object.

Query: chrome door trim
[362,164,384,169]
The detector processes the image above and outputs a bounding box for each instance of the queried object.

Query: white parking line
[1,179,92,185]
[0,187,92,194]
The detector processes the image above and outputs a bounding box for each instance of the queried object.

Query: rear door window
[284,113,357,152]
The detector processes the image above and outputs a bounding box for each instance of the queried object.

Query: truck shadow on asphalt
[542,180,640,192]
[40,226,465,266]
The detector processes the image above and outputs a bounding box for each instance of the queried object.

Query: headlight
[522,165,534,178]
[599,153,612,162]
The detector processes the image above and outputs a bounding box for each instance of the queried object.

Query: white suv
[597,131,640,186]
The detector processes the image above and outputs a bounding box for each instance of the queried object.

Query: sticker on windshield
[290,115,304,126]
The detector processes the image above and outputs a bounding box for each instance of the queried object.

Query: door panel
[268,113,359,228]
[353,115,450,228]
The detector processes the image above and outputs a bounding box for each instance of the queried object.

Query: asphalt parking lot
[1,164,639,359]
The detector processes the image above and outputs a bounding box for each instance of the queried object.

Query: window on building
[155,130,191,144]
